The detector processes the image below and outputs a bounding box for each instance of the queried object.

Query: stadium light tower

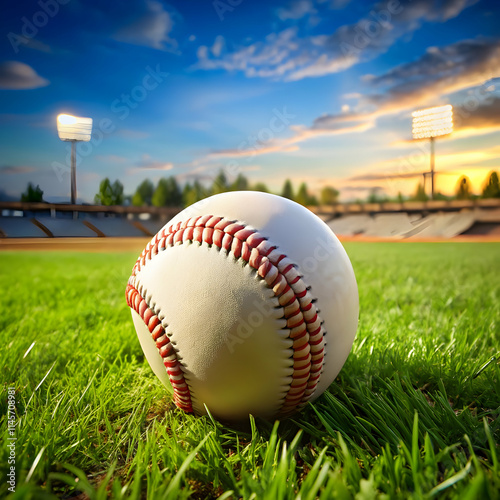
[412,105,453,199]
[57,113,93,204]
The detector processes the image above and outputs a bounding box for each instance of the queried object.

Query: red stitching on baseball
[126,284,193,413]
[128,215,326,417]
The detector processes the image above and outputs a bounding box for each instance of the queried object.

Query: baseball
[126,191,358,421]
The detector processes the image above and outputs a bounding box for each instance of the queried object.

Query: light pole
[412,105,453,199]
[57,114,93,204]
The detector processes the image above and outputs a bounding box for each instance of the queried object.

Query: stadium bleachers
[0,217,48,238]
[82,217,147,237]
[34,217,98,237]
[328,211,479,239]
[0,207,497,240]
[327,215,371,236]
[134,219,169,236]
[406,212,476,239]
[362,213,416,238]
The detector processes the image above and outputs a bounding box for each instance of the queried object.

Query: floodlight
[56,113,93,204]
[57,114,93,142]
[411,105,453,199]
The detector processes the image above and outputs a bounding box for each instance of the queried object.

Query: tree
[320,186,339,205]
[152,177,182,207]
[152,178,169,207]
[252,182,269,193]
[112,180,124,205]
[412,182,428,202]
[183,180,206,207]
[21,182,43,202]
[94,178,124,206]
[230,173,249,191]
[482,171,500,198]
[281,179,294,200]
[455,175,472,200]
[295,183,310,206]
[212,171,229,195]
[96,178,113,206]
[132,179,154,206]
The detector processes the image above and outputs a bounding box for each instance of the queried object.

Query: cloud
[324,0,352,9]
[127,156,174,174]
[201,37,500,165]
[113,0,177,51]
[341,185,384,192]
[0,165,36,175]
[454,94,500,132]
[277,1,317,21]
[364,38,500,114]
[348,144,500,193]
[305,39,500,138]
[349,171,425,181]
[206,118,372,161]
[0,61,49,89]
[195,0,477,81]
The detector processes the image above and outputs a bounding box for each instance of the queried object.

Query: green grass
[0,242,499,499]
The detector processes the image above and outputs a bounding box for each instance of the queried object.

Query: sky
[0,0,499,203]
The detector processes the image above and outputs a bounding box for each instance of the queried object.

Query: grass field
[1,242,499,499]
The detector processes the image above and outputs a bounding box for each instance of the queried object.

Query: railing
[0,201,180,218]
[1,198,499,219]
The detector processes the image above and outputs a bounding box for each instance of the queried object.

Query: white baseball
[126,191,358,421]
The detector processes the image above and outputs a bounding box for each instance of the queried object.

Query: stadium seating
[0,217,48,238]
[35,217,98,237]
[327,215,371,236]
[362,213,415,238]
[81,217,146,237]
[406,212,476,239]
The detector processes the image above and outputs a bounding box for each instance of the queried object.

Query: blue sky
[0,0,499,202]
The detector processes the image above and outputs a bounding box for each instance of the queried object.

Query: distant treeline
[92,172,340,208]
[20,170,500,206]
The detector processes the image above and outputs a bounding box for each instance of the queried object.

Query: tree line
[408,171,500,202]
[19,170,500,205]
[93,171,341,208]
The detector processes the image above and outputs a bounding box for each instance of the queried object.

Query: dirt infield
[0,237,151,253]
[1,234,499,252]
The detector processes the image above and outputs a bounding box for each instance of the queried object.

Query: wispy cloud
[195,0,477,81]
[205,121,372,160]
[127,155,174,174]
[200,37,499,165]
[0,165,36,175]
[0,61,49,89]
[349,144,500,184]
[363,38,500,113]
[113,0,178,51]
[306,38,500,137]
[277,1,317,21]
